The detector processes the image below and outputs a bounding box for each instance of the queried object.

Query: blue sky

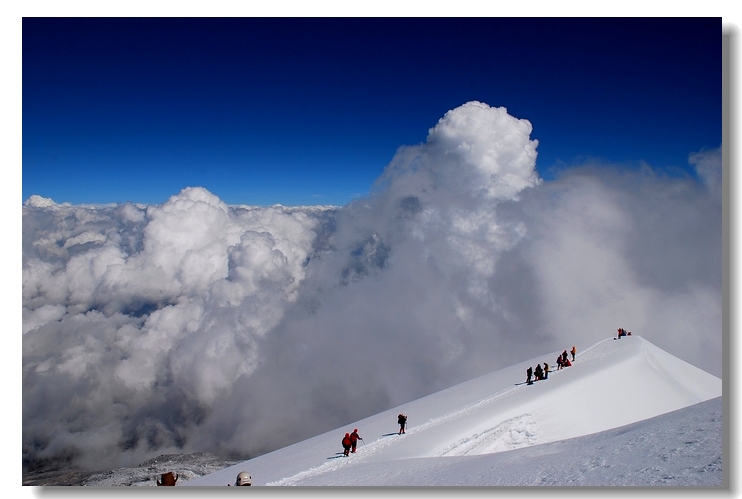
[22,17,721,207]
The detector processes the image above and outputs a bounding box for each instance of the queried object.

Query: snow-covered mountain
[175,335,721,487]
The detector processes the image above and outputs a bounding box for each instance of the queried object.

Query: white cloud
[23,189,327,469]
[22,102,721,475]
[425,101,541,200]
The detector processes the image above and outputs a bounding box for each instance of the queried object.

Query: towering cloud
[22,102,721,472]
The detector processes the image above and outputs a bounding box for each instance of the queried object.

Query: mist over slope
[22,102,722,473]
[183,335,722,487]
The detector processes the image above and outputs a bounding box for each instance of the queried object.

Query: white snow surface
[181,335,722,487]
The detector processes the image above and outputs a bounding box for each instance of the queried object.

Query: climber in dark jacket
[534,363,543,381]
[398,413,407,434]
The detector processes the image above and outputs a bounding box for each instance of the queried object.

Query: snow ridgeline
[182,335,721,486]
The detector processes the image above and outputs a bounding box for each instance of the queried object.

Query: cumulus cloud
[22,102,721,472]
[23,189,329,470]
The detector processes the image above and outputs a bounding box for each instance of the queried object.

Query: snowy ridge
[183,335,721,486]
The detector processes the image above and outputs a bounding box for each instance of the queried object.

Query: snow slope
[183,335,722,486]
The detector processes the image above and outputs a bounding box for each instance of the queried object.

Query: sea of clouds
[22,102,722,472]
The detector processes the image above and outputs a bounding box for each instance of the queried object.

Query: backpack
[398,414,407,424]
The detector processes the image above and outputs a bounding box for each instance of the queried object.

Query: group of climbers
[341,428,364,456]
[340,413,407,456]
[527,346,576,384]
[221,419,387,483]
[556,346,575,369]
[616,327,631,339]
[526,361,549,384]
[220,333,630,484]
[196,332,639,484]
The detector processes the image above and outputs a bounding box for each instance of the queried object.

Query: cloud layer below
[22,102,722,471]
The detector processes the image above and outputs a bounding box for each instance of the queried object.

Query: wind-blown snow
[182,336,721,486]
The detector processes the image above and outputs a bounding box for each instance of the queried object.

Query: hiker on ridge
[571,346,576,361]
[398,413,407,434]
[350,428,363,453]
[534,363,543,381]
[526,366,533,385]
